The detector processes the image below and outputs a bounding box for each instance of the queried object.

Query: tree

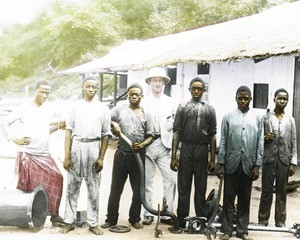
[0,0,296,84]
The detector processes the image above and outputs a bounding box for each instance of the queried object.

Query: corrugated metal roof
[62,1,300,74]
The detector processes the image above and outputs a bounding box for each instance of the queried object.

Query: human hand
[63,158,73,172]
[132,142,144,152]
[170,158,179,172]
[208,161,216,173]
[93,159,103,173]
[58,121,66,130]
[216,165,224,179]
[289,164,296,177]
[13,137,31,146]
[265,132,275,141]
[251,166,260,181]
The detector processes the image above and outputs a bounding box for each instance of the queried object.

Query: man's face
[35,84,51,106]
[128,87,143,107]
[82,80,99,100]
[189,81,205,101]
[274,92,288,110]
[149,77,164,94]
[236,91,251,111]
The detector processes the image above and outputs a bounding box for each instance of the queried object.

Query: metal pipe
[212,222,300,238]
[120,133,180,231]
[0,185,48,232]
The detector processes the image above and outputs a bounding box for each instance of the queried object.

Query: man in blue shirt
[217,86,264,240]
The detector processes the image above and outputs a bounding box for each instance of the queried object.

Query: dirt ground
[0,130,300,240]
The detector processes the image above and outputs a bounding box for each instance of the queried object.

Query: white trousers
[63,140,101,227]
[144,138,177,219]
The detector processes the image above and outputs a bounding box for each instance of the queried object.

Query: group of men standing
[1,67,297,239]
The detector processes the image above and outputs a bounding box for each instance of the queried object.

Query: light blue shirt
[218,108,264,176]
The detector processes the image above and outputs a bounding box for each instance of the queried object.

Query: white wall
[127,56,295,145]
[209,56,295,144]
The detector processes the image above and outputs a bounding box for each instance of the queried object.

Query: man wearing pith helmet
[141,67,177,226]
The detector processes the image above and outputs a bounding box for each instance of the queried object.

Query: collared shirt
[218,108,264,176]
[263,110,297,165]
[111,104,154,152]
[173,100,217,145]
[142,93,176,148]
[66,98,111,139]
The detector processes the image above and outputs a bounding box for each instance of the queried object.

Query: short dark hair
[82,75,99,86]
[35,79,51,89]
[127,82,143,94]
[274,88,289,98]
[189,77,206,89]
[236,85,251,97]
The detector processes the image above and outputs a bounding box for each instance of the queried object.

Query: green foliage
[0,0,295,99]
[40,1,124,68]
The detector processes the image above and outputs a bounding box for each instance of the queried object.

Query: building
[62,2,300,162]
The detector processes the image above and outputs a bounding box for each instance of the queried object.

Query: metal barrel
[0,185,48,232]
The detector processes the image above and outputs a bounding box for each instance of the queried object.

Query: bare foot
[89,226,104,235]
[59,224,75,234]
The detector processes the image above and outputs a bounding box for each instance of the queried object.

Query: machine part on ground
[154,204,162,238]
[185,216,207,234]
[205,176,223,240]
[120,133,181,232]
[0,185,48,232]
[109,225,131,233]
[211,222,300,239]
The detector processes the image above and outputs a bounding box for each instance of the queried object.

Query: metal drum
[0,185,48,232]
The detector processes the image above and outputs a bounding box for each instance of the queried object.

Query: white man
[142,67,177,226]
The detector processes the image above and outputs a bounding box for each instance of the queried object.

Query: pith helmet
[145,67,170,85]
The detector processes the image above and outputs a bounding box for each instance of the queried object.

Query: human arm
[290,117,297,166]
[170,130,180,172]
[289,117,297,176]
[111,121,121,137]
[208,134,216,173]
[289,164,296,177]
[216,115,228,179]
[63,129,73,171]
[92,135,109,173]
[251,116,264,181]
[49,121,66,134]
[251,166,260,181]
[132,135,154,152]
[1,106,28,143]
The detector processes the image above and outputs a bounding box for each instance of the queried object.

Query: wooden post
[99,73,104,102]
[113,71,117,107]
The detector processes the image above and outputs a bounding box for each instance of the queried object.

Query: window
[253,83,269,109]
[198,63,210,74]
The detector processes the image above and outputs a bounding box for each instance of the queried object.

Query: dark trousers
[258,159,289,224]
[177,143,208,226]
[222,163,252,235]
[105,149,144,225]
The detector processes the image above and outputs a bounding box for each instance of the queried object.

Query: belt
[154,134,161,140]
[74,137,101,143]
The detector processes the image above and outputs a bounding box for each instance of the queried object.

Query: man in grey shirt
[101,83,154,230]
[258,88,297,228]
[217,86,264,240]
